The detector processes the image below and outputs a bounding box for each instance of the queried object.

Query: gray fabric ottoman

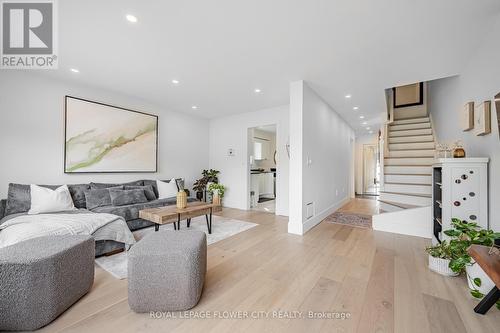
[0,235,95,331]
[128,230,207,312]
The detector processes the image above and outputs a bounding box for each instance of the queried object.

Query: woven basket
[428,255,459,277]
[176,191,187,209]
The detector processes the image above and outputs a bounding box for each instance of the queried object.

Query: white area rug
[95,215,258,279]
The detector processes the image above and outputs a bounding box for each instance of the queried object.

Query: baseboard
[301,196,350,234]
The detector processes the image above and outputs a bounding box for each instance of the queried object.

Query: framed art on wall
[461,102,474,131]
[64,96,158,173]
[475,100,491,136]
[393,82,423,108]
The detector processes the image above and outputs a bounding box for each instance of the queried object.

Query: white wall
[355,134,378,194]
[428,14,500,231]
[289,81,355,235]
[208,105,289,216]
[0,71,209,198]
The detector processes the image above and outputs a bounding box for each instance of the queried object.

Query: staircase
[379,116,435,212]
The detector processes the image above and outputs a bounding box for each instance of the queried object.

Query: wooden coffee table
[139,202,218,234]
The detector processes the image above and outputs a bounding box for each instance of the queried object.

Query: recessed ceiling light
[171,79,179,85]
[362,121,368,125]
[345,94,352,98]
[366,127,371,130]
[369,131,374,134]
[70,68,79,73]
[254,88,262,93]
[359,115,365,119]
[126,14,138,23]
[191,105,198,110]
[353,106,359,110]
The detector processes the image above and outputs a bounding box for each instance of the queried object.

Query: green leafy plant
[208,183,225,198]
[426,241,453,259]
[193,169,221,194]
[443,218,500,308]
[444,218,500,274]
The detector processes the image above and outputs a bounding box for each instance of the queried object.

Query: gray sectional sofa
[0,179,196,256]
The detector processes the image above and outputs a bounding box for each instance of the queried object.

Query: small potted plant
[444,218,500,304]
[208,183,225,206]
[426,241,459,276]
[193,178,207,201]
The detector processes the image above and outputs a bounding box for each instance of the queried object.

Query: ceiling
[41,0,500,135]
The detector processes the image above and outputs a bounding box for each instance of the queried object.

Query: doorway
[362,144,380,196]
[248,124,277,213]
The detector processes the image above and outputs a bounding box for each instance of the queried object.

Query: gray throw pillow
[67,184,91,208]
[124,185,157,201]
[109,188,148,207]
[84,186,123,210]
[90,180,144,190]
[5,183,59,216]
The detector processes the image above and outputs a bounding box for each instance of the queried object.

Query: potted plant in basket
[208,183,225,206]
[426,241,459,276]
[444,218,500,308]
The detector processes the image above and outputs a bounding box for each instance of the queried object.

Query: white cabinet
[432,158,489,243]
[250,172,275,206]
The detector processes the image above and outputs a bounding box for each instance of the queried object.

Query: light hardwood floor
[34,198,499,333]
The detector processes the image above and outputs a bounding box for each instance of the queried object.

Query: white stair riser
[391,117,429,125]
[389,142,435,150]
[390,123,431,131]
[385,174,432,184]
[384,165,432,174]
[390,128,432,137]
[385,157,435,166]
[386,149,435,158]
[379,192,431,206]
[389,135,434,143]
[384,183,432,195]
[379,201,404,213]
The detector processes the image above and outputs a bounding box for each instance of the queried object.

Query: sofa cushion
[142,179,182,198]
[0,199,6,220]
[89,197,198,221]
[90,180,144,190]
[5,183,59,216]
[67,184,91,208]
[109,188,148,207]
[84,186,123,210]
[124,185,157,201]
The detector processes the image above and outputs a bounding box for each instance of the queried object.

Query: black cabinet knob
[470,215,477,220]
[469,192,475,197]
[454,201,461,206]
[455,179,461,184]
[461,174,468,180]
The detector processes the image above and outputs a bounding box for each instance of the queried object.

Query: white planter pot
[428,255,459,277]
[466,263,495,295]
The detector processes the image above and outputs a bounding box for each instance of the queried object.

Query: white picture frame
[475,101,491,136]
[461,102,474,131]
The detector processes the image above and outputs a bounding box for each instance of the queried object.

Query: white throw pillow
[157,179,179,199]
[28,184,77,215]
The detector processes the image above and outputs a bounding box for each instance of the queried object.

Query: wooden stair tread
[378,200,419,210]
[380,191,432,198]
[385,182,431,186]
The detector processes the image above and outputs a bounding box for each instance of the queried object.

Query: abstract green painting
[64,96,158,173]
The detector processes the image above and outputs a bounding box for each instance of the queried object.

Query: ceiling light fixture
[191,105,198,110]
[70,68,79,73]
[345,94,352,98]
[353,106,359,110]
[366,127,371,130]
[362,121,367,125]
[126,14,138,23]
[171,79,179,85]
[369,131,374,134]
[359,115,365,119]
[254,88,262,93]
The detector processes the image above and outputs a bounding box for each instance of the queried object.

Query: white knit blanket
[0,212,126,248]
